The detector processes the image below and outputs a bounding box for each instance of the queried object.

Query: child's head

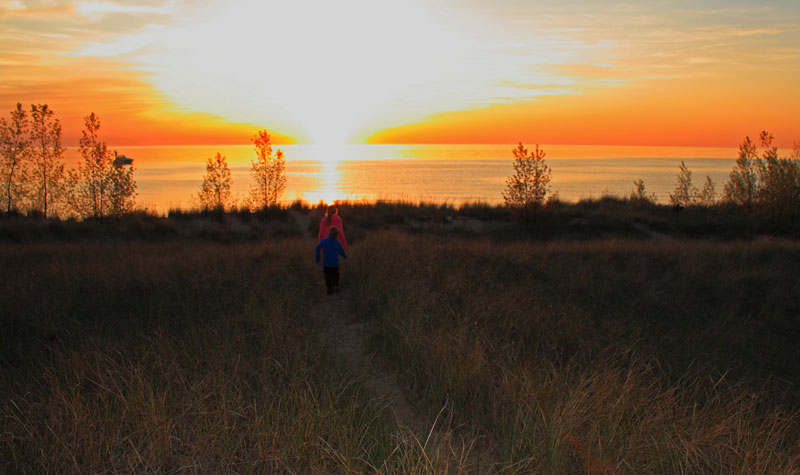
[328,226,339,238]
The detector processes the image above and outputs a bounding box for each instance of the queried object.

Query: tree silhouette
[669,161,695,206]
[106,152,137,217]
[630,179,656,207]
[249,130,286,208]
[30,104,65,218]
[724,136,760,209]
[0,103,31,214]
[71,113,137,219]
[198,152,232,211]
[697,176,717,207]
[74,113,111,218]
[503,142,551,226]
[755,131,800,227]
[723,131,800,228]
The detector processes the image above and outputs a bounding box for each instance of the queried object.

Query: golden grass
[349,233,800,473]
[0,240,450,473]
[2,231,799,472]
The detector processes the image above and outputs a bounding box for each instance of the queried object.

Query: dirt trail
[307,290,429,433]
[300,210,425,431]
[301,211,491,470]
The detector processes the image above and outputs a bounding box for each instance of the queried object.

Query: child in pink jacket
[318,206,347,250]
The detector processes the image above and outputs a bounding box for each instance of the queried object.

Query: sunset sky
[2,0,799,147]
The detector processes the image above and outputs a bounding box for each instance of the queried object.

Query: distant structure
[113,153,134,167]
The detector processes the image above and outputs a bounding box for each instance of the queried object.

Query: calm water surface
[65,144,739,212]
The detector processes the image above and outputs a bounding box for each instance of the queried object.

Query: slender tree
[29,104,65,218]
[696,176,717,207]
[106,152,138,217]
[630,178,656,206]
[0,103,31,214]
[198,152,231,211]
[669,161,696,206]
[74,113,112,218]
[503,142,551,226]
[70,113,137,219]
[723,136,761,209]
[249,130,286,208]
[756,132,800,227]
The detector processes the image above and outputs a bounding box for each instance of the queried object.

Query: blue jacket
[316,237,347,267]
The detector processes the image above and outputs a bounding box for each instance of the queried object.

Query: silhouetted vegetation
[503,142,552,227]
[723,131,800,230]
[197,152,232,211]
[0,103,31,214]
[0,105,138,219]
[249,130,286,208]
[70,113,137,219]
[29,104,66,219]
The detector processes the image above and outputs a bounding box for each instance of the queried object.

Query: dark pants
[323,266,340,293]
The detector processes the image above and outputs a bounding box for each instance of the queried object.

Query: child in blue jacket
[315,226,347,294]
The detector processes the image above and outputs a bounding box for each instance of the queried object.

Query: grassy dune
[349,233,800,472]
[2,205,799,472]
[1,240,431,473]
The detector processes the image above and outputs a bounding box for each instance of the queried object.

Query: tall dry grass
[348,233,800,472]
[1,240,452,473]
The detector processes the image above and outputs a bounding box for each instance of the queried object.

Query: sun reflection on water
[302,145,347,204]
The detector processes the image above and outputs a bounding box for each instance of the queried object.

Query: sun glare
[79,0,590,144]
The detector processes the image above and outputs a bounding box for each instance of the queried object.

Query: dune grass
[0,239,470,473]
[348,233,800,472]
[2,205,799,472]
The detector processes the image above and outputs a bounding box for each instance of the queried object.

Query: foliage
[197,152,232,211]
[723,131,800,229]
[668,162,717,207]
[724,135,761,209]
[669,161,695,206]
[70,113,137,219]
[0,103,31,214]
[106,154,138,217]
[502,142,551,225]
[249,130,286,208]
[29,104,66,218]
[696,175,717,206]
[755,132,800,228]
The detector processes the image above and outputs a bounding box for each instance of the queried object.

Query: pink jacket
[318,214,347,250]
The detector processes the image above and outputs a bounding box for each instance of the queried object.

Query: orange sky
[2,0,799,147]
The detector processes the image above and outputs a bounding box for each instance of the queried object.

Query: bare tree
[198,152,232,211]
[503,142,551,226]
[30,104,66,218]
[249,130,286,208]
[0,103,31,214]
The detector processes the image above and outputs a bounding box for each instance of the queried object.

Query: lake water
[64,144,740,212]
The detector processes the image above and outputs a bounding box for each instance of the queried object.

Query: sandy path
[307,289,430,433]
[301,211,492,471]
